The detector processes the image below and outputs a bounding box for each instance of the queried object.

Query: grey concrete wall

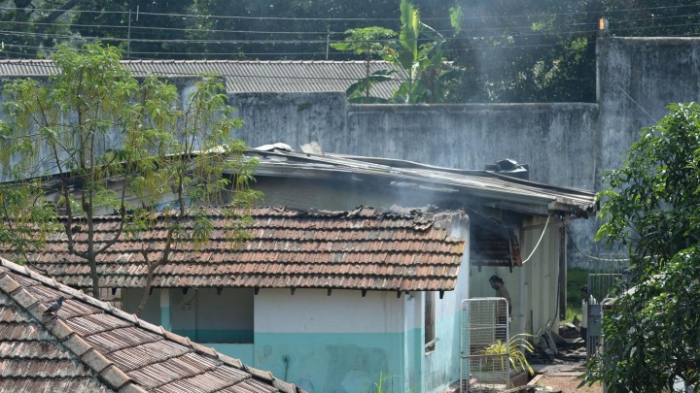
[233,96,599,268]
[4,37,697,268]
[232,95,599,189]
[346,104,598,187]
[230,38,700,268]
[230,93,348,150]
[596,38,700,188]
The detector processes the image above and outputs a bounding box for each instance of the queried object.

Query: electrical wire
[4,10,700,36]
[521,214,552,264]
[2,18,700,50]
[3,1,700,21]
[564,224,629,263]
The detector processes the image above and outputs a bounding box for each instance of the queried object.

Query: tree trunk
[365,56,371,103]
[13,0,32,23]
[134,264,156,317]
[89,257,99,298]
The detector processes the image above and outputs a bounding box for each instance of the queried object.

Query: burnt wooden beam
[559,224,567,320]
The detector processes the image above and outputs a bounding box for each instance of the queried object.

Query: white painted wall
[424,212,470,392]
[253,288,408,392]
[521,217,561,335]
[468,216,561,337]
[255,288,405,333]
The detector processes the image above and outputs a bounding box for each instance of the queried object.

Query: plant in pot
[478,334,536,376]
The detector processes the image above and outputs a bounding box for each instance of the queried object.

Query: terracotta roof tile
[7,207,467,292]
[0,377,111,392]
[0,257,304,392]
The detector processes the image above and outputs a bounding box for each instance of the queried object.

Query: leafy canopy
[333,0,461,104]
[0,43,259,306]
[585,103,700,392]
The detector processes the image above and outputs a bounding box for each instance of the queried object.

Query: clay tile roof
[5,206,467,292]
[0,257,305,393]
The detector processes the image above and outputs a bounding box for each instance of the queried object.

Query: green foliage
[478,334,535,377]
[345,69,396,104]
[0,42,260,303]
[331,27,397,103]
[584,103,700,392]
[7,1,700,103]
[384,0,461,103]
[366,371,392,393]
[330,27,396,56]
[567,267,588,318]
[334,0,461,104]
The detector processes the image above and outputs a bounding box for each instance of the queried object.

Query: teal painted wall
[172,329,254,343]
[254,332,406,393]
[406,327,422,392]
[424,312,461,391]
[208,343,254,366]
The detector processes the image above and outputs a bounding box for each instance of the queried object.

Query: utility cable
[5,11,700,35]
[521,214,551,264]
[564,224,629,263]
[3,1,700,21]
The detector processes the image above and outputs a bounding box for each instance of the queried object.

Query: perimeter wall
[232,38,700,266]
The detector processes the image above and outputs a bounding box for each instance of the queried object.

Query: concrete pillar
[160,288,171,331]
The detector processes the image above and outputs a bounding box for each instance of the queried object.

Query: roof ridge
[0,257,303,393]
[0,59,392,65]
[0,261,135,391]
[52,204,442,220]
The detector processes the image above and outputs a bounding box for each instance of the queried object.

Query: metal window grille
[461,297,510,392]
[587,272,626,358]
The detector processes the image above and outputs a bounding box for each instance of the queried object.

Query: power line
[4,8,700,37]
[4,7,700,45]
[3,1,700,21]
[3,18,700,46]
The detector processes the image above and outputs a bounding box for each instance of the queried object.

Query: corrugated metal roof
[0,59,405,98]
[0,207,466,292]
[248,148,598,218]
[0,258,304,393]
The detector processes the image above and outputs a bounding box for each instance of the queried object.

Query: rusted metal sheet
[470,229,523,268]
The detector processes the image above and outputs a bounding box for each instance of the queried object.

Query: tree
[332,0,461,104]
[330,27,396,103]
[0,42,260,315]
[584,103,700,392]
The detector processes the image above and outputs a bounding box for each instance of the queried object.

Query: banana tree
[382,0,461,103]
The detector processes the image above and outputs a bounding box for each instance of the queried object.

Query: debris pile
[529,323,587,364]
